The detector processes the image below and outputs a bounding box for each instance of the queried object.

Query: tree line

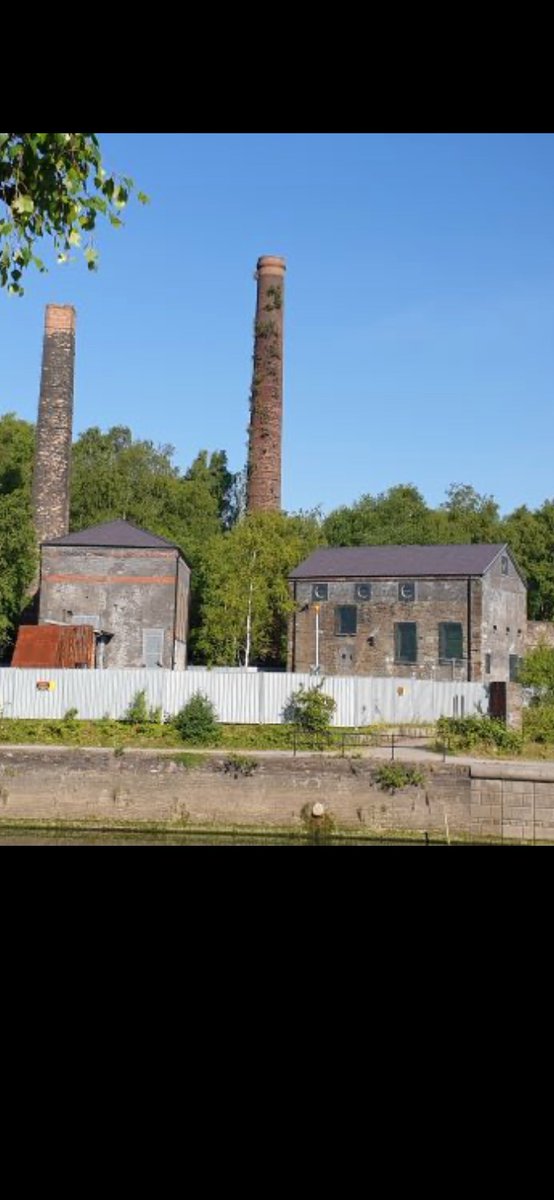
[1,412,553,665]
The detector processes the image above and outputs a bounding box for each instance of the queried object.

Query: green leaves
[0,133,147,294]
[84,246,99,270]
[12,194,34,214]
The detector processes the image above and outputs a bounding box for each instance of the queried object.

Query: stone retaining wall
[1,749,553,842]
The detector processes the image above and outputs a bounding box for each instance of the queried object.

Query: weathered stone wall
[289,576,479,680]
[2,749,553,842]
[39,546,187,668]
[481,553,527,682]
[246,256,285,512]
[471,763,554,842]
[32,305,76,550]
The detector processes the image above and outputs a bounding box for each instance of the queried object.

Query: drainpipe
[291,580,297,671]
[467,576,472,682]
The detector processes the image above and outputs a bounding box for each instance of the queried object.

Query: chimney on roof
[32,304,76,547]
[246,255,285,512]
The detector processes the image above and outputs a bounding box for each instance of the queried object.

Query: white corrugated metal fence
[0,669,488,725]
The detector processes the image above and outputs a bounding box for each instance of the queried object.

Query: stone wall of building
[288,576,481,680]
[481,552,527,682]
[1,749,554,842]
[39,545,189,669]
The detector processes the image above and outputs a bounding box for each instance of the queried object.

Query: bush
[519,644,554,701]
[436,715,522,755]
[522,705,554,745]
[172,692,221,745]
[374,764,425,793]
[124,690,162,725]
[284,682,336,738]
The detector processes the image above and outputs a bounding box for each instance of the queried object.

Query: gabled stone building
[38,519,190,669]
[288,544,527,683]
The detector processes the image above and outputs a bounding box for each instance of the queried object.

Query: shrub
[124,689,162,724]
[436,715,522,755]
[222,755,258,778]
[522,704,554,745]
[374,764,425,793]
[172,692,221,745]
[519,644,554,701]
[284,682,336,739]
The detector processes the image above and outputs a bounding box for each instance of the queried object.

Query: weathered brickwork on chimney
[246,255,285,512]
[32,305,76,548]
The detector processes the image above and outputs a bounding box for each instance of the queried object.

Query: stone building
[288,544,527,683]
[38,519,190,669]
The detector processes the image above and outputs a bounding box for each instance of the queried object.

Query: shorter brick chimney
[32,304,76,548]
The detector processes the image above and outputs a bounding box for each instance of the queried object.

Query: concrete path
[1,740,554,775]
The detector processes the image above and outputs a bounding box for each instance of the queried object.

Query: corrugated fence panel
[0,669,489,724]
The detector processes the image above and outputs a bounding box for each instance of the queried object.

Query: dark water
[0,830,434,847]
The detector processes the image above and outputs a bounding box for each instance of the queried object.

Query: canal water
[0,829,438,846]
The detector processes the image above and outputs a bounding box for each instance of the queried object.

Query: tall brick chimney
[32,304,76,547]
[246,255,285,512]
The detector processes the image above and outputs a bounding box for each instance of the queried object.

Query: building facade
[38,520,190,669]
[288,544,527,683]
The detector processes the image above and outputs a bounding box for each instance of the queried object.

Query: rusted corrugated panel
[12,625,62,667]
[11,625,95,668]
[58,624,95,669]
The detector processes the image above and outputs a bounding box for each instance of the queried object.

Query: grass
[2,715,554,761]
[0,718,407,752]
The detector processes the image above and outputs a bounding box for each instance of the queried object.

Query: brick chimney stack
[32,304,76,547]
[246,255,285,512]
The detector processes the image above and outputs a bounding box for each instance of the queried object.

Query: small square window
[398,581,415,602]
[501,555,509,575]
[355,583,371,601]
[312,583,328,602]
[335,606,357,636]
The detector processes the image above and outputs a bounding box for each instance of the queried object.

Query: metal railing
[290,727,446,761]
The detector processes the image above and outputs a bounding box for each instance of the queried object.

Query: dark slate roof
[43,519,179,550]
[290,544,512,579]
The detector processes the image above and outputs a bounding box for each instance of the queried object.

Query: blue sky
[1,132,553,516]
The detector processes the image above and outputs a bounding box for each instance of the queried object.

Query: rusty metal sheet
[11,625,95,669]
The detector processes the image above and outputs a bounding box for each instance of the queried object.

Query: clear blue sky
[1,133,553,516]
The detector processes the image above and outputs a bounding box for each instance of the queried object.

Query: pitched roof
[43,519,179,551]
[290,544,514,579]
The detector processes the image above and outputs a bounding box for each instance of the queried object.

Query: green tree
[0,491,36,653]
[324,484,435,546]
[194,510,324,666]
[519,643,554,698]
[0,413,37,652]
[69,425,223,568]
[504,504,554,620]
[436,483,503,544]
[0,412,34,495]
[0,133,148,294]
[185,450,238,528]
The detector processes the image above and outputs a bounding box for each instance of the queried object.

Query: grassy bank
[0,717,432,752]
